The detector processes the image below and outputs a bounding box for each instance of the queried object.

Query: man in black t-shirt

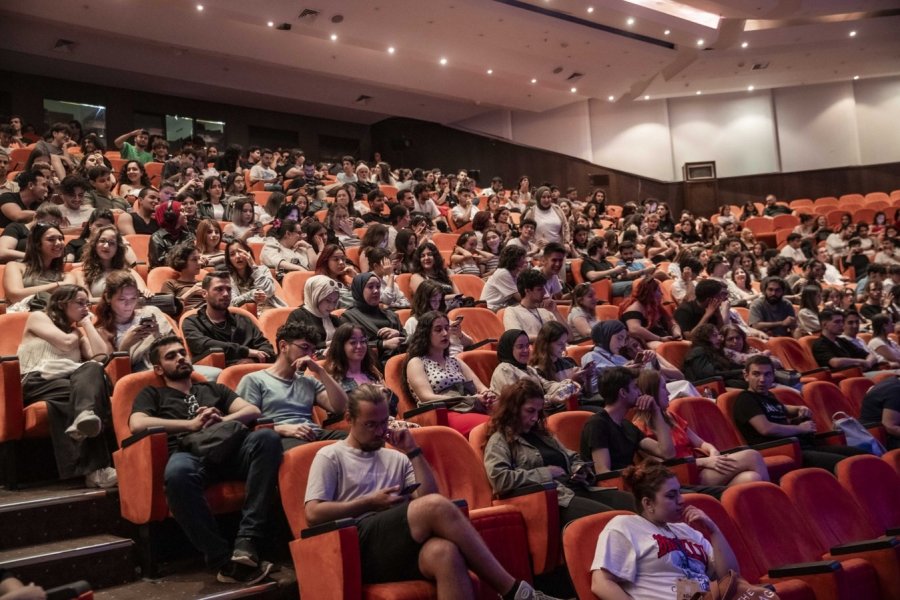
[810,309,879,371]
[860,378,900,450]
[580,237,630,297]
[673,279,728,336]
[0,170,48,228]
[732,355,865,472]
[130,335,282,585]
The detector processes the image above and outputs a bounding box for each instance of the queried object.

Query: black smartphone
[139,316,155,326]
[399,482,421,496]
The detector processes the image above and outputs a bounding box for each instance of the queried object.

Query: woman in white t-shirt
[591,463,739,600]
[868,313,900,368]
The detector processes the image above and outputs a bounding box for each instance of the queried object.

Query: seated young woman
[633,370,769,486]
[4,222,75,306]
[590,463,739,599]
[683,324,747,389]
[339,272,405,368]
[402,310,496,436]
[482,379,634,528]
[314,244,357,308]
[160,240,206,312]
[19,285,116,488]
[530,321,598,407]
[449,231,493,276]
[286,274,342,351]
[567,282,598,341]
[223,239,287,314]
[323,323,399,416]
[222,197,264,244]
[95,270,174,372]
[619,276,682,350]
[194,218,225,268]
[404,279,472,356]
[409,241,462,304]
[490,329,581,412]
[70,225,149,302]
[261,218,314,274]
[357,223,390,273]
[868,313,900,368]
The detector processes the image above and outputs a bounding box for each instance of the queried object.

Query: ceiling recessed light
[644,95,650,100]
[849,30,857,37]
[570,87,577,93]
[741,41,748,48]
[696,39,704,46]
[387,46,395,54]
[196,4,203,11]
[531,78,537,83]
[587,6,594,13]
[439,57,448,65]
[747,85,754,91]
[608,95,615,101]
[330,33,338,41]
[853,75,860,80]
[267,21,274,27]
[486,68,493,75]
[664,29,670,35]
[626,17,635,25]
[696,90,702,95]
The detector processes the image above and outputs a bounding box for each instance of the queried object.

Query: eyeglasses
[96,238,117,246]
[289,341,316,354]
[68,299,89,307]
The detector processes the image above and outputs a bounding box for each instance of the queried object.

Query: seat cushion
[23,401,50,438]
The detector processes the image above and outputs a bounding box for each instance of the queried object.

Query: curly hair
[119,160,150,188]
[411,242,452,286]
[401,311,449,402]
[82,225,127,289]
[485,379,547,445]
[325,323,383,383]
[689,323,734,370]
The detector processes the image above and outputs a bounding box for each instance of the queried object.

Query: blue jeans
[164,428,282,568]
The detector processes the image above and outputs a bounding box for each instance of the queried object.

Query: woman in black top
[339,272,405,367]
[683,324,747,389]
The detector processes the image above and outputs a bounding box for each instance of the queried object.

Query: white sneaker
[65,410,102,441]
[85,467,118,489]
[508,581,565,600]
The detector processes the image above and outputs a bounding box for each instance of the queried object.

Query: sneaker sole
[76,416,102,438]
[217,561,272,585]
[230,552,258,568]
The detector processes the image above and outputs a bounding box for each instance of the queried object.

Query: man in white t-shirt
[451,189,478,228]
[248,149,278,186]
[58,175,93,233]
[503,269,568,341]
[304,384,552,599]
[538,242,567,301]
[481,245,528,311]
[412,182,440,219]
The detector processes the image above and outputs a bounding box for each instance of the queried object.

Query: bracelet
[405,448,422,460]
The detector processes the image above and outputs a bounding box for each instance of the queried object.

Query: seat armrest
[300,518,358,539]
[121,426,166,449]
[403,402,449,418]
[402,403,449,427]
[886,527,900,536]
[799,367,830,376]
[496,482,555,500]
[693,376,724,386]
[322,413,345,427]
[813,430,846,446]
[829,537,898,555]
[195,349,225,368]
[44,580,91,600]
[721,446,751,454]
[492,481,560,575]
[768,560,841,578]
[462,339,496,351]
[752,437,800,451]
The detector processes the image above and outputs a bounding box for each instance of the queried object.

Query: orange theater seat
[562,511,633,599]
[448,307,503,344]
[280,271,315,306]
[836,455,900,536]
[383,353,449,428]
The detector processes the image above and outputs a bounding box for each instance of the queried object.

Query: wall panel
[511,100,593,162]
[854,77,900,165]
[589,98,674,182]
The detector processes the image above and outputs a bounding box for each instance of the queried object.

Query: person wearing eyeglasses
[130,335,282,585]
[236,322,348,450]
[19,285,116,489]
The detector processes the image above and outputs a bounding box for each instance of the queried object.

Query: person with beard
[748,276,797,337]
[304,383,557,599]
[129,335,282,584]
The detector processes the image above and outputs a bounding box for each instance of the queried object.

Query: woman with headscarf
[285,274,342,350]
[581,320,691,398]
[339,272,405,367]
[490,329,581,412]
[149,199,194,267]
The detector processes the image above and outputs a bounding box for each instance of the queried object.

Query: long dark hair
[412,242,452,286]
[82,225,127,288]
[45,284,89,333]
[119,160,150,188]
[530,321,569,381]
[224,238,255,289]
[24,222,65,280]
[690,324,735,370]
[96,270,139,333]
[324,323,383,383]
[401,310,449,401]
[485,379,548,445]
[411,280,446,318]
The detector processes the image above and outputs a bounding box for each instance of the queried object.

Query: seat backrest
[123,234,150,263]
[111,370,205,446]
[780,467,880,549]
[595,304,619,321]
[0,312,29,356]
[836,455,900,533]
[570,259,585,285]
[744,217,774,234]
[565,344,593,365]
[669,397,744,450]
[721,482,823,568]
[546,411,593,453]
[563,511,632,600]
[431,233,460,252]
[883,448,900,477]
[770,386,804,408]
[655,340,691,370]
[467,422,489,461]
[767,337,817,372]
[279,441,336,536]
[457,350,497,388]
[772,214,800,230]
[450,273,485,300]
[801,381,855,431]
[259,306,294,347]
[281,271,314,306]
[592,279,612,304]
[682,493,765,583]
[395,273,412,302]
[383,353,415,415]
[447,307,504,341]
[146,266,197,293]
[218,363,268,391]
[838,377,872,417]
[410,426,494,508]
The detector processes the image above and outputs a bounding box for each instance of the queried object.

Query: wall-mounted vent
[355,95,372,105]
[53,39,76,53]
[751,62,770,70]
[276,22,292,30]
[552,66,564,74]
[298,9,320,20]
[567,72,584,82]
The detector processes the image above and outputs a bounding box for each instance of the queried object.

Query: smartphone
[254,221,262,229]
[139,316,155,326]
[399,483,421,496]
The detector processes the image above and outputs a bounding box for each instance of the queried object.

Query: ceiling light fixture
[531,78,537,83]
[853,75,860,80]
[486,68,493,75]
[570,87,577,93]
[741,41,748,48]
[587,7,594,13]
[696,90,702,95]
[267,21,274,27]
[664,29,670,35]
[747,85,754,91]
[627,17,635,25]
[696,39,704,46]
[849,30,857,37]
[387,46,395,54]
[608,95,615,101]
[439,57,448,65]
[330,33,338,41]
[196,4,204,11]
[644,95,650,100]
[622,0,719,29]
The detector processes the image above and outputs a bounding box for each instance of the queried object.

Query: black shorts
[357,503,424,584]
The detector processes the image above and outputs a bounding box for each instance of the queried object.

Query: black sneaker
[231,537,259,567]
[216,560,272,585]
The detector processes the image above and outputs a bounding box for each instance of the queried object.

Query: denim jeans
[164,428,282,568]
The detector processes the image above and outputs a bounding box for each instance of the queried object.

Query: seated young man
[811,309,880,373]
[860,377,900,450]
[236,323,348,450]
[304,384,556,600]
[502,269,568,341]
[129,336,282,584]
[732,355,867,472]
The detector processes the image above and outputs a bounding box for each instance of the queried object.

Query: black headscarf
[591,320,626,352]
[498,329,530,371]
[351,272,382,316]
